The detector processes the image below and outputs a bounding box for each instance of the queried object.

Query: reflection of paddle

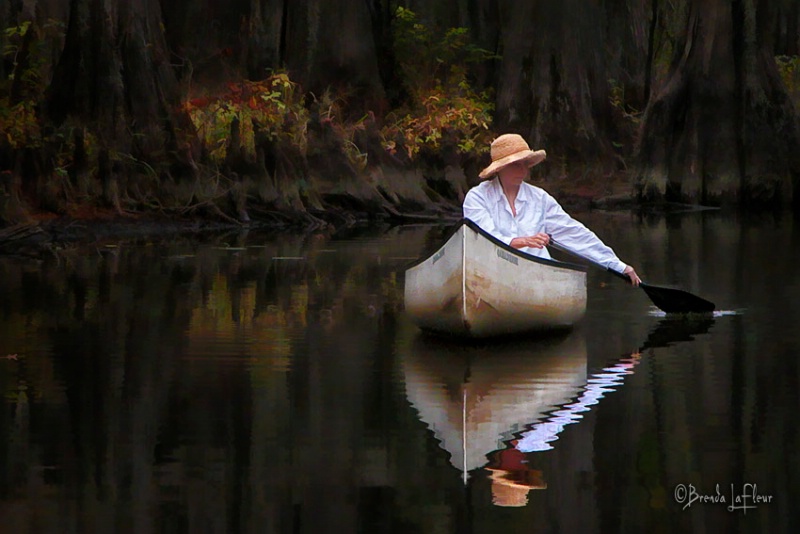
[513,314,714,455]
[638,316,715,351]
[548,238,715,314]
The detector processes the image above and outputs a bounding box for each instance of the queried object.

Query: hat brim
[490,482,530,507]
[479,149,547,180]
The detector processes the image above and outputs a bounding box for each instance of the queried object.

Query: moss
[775,55,800,112]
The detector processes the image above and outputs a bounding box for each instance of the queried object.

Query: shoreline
[2,175,722,258]
[0,206,464,258]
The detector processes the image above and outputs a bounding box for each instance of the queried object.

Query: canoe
[404,219,588,337]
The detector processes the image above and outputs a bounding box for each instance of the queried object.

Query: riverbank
[0,171,635,258]
[0,205,463,258]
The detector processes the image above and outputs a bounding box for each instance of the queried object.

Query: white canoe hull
[404,220,587,337]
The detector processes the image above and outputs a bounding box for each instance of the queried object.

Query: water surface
[1,210,798,533]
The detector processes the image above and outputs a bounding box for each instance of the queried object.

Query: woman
[463,133,642,286]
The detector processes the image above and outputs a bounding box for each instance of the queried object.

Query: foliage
[608,79,642,125]
[390,7,493,99]
[0,99,40,149]
[381,7,495,161]
[2,19,64,101]
[775,55,800,111]
[311,87,370,171]
[3,21,36,92]
[382,90,494,160]
[1,21,99,186]
[1,22,40,150]
[1,19,67,158]
[181,72,310,165]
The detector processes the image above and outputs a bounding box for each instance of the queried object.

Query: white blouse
[462,178,628,273]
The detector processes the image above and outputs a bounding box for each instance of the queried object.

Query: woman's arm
[542,192,638,280]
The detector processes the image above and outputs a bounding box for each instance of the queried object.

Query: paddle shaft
[547,237,716,313]
[548,239,634,284]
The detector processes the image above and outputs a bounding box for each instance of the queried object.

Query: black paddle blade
[640,282,715,314]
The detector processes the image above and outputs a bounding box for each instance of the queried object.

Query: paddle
[548,238,715,314]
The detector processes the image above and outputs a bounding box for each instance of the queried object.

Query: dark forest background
[2,0,800,229]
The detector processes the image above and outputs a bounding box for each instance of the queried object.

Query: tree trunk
[644,0,659,104]
[770,0,799,55]
[47,0,198,186]
[0,0,8,82]
[605,0,651,111]
[494,0,615,171]
[635,0,800,207]
[243,0,285,79]
[281,0,385,110]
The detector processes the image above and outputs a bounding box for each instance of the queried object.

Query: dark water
[1,210,798,533]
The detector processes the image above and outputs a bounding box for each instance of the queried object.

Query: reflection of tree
[0,227,435,532]
[2,214,798,532]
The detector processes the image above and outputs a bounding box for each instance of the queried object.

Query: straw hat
[478,134,547,180]
[486,468,547,507]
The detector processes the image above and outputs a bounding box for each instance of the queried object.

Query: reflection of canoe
[403,220,587,338]
[400,330,587,479]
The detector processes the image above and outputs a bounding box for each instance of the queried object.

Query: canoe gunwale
[403,219,589,337]
[403,218,588,273]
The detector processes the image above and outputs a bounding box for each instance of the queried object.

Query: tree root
[0,222,46,243]
[184,200,244,226]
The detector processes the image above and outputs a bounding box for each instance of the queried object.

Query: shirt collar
[491,177,529,203]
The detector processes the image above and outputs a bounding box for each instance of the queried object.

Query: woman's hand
[623,265,642,287]
[510,233,551,249]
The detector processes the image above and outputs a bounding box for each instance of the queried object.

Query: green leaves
[4,21,31,38]
[776,55,800,111]
[382,8,495,161]
[0,99,41,149]
[182,72,310,165]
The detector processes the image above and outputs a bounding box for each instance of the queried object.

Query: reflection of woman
[485,439,546,508]
[485,353,641,507]
[464,133,642,286]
